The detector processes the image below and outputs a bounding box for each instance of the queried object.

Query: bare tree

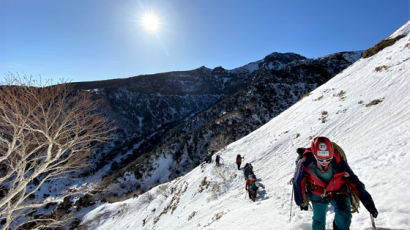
[0,77,114,230]
[208,133,230,154]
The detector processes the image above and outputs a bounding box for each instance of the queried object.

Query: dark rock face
[72,52,309,173]
[78,51,361,193]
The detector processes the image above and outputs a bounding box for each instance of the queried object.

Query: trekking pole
[370,214,377,230]
[289,188,294,223]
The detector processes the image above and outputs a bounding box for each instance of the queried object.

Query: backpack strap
[332,142,347,162]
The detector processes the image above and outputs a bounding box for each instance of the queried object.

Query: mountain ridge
[97,51,362,193]
[80,21,410,230]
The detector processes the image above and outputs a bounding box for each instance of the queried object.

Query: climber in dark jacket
[215,154,221,167]
[243,163,254,180]
[236,154,243,170]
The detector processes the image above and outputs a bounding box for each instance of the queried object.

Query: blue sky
[1,0,409,83]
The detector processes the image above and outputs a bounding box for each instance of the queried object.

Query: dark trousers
[311,194,352,230]
[249,190,257,201]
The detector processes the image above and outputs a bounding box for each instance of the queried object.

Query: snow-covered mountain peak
[229,52,307,74]
[80,25,410,230]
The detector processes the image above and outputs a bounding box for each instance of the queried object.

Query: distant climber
[215,154,221,167]
[293,136,378,230]
[204,155,211,163]
[243,163,254,179]
[245,175,255,198]
[245,175,264,201]
[236,154,243,170]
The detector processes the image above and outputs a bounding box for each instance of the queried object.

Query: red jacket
[301,163,348,197]
[246,178,256,191]
[293,147,377,214]
[236,157,242,164]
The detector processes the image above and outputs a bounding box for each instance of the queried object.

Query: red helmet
[311,136,334,159]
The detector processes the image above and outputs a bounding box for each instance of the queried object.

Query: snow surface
[229,60,263,74]
[81,24,410,230]
[388,20,410,39]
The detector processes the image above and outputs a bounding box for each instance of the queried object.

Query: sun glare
[141,12,160,33]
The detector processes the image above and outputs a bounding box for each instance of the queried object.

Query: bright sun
[141,12,160,32]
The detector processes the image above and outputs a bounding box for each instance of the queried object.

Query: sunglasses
[316,157,333,163]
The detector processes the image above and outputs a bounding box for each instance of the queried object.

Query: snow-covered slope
[80,24,410,230]
[389,20,410,39]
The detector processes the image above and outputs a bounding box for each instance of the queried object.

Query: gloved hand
[370,209,378,218]
[300,205,308,211]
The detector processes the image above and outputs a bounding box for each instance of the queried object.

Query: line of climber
[240,155,265,202]
[203,152,264,202]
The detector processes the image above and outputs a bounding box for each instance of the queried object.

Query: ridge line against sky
[1,0,409,83]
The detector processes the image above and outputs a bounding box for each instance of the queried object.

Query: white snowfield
[81,21,410,230]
